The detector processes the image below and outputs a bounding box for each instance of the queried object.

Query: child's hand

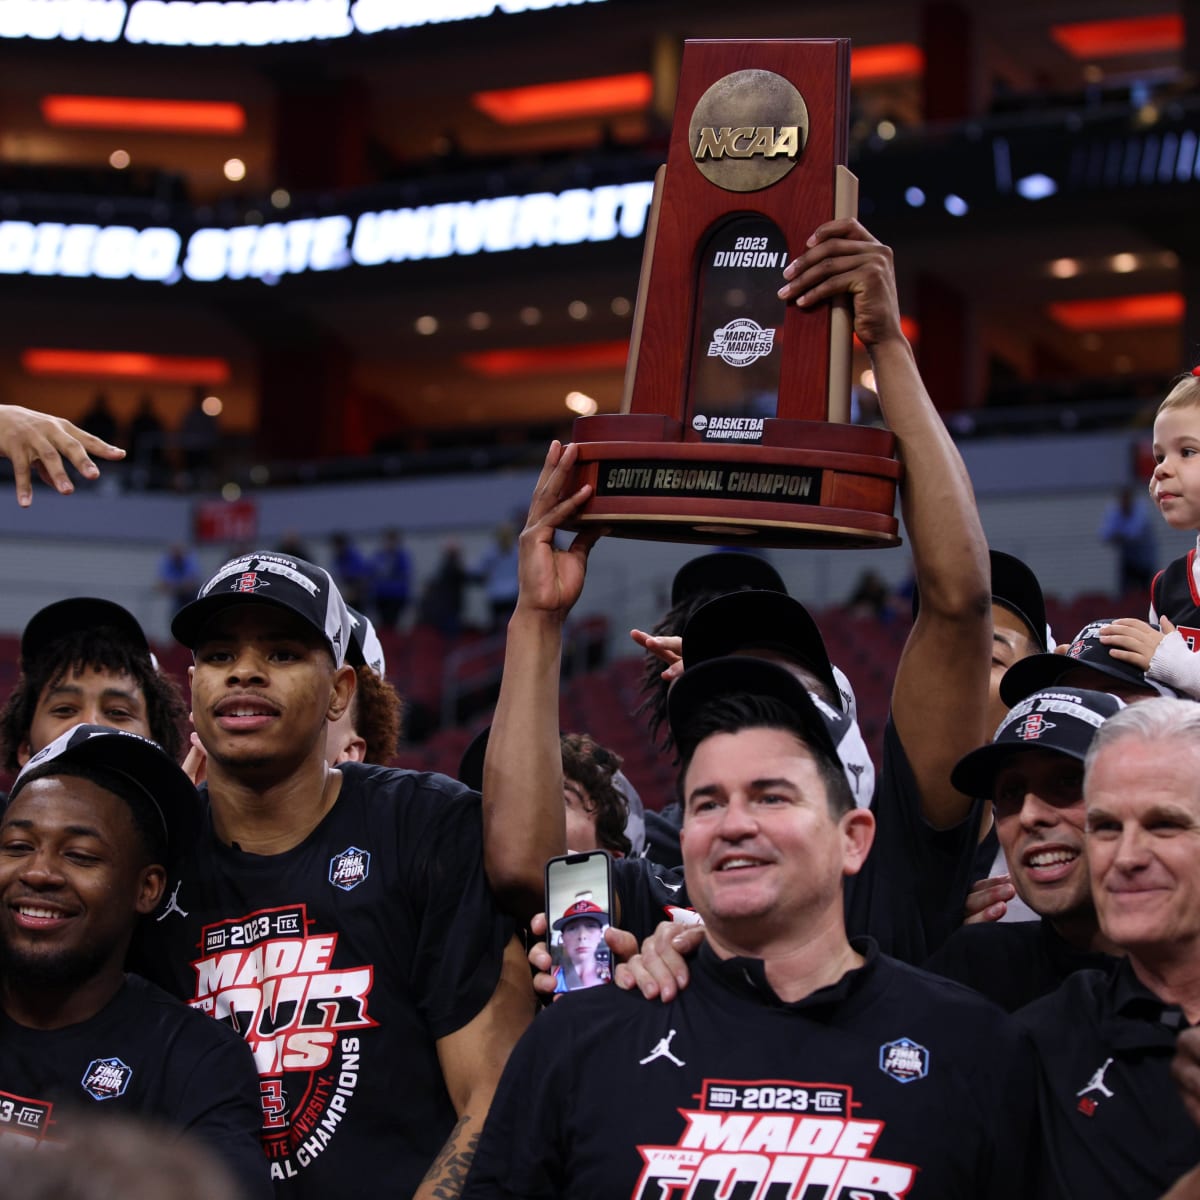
[1099,616,1174,671]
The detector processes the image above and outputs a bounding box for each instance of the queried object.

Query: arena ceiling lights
[0,0,607,45]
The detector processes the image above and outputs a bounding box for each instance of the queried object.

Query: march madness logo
[632,1080,916,1199]
[189,904,377,1181]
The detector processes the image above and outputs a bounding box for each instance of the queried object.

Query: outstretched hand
[516,441,602,622]
[0,405,125,507]
[778,219,903,349]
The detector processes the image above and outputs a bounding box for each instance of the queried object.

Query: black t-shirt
[614,720,981,964]
[1018,959,1200,1198]
[1152,549,1200,647]
[0,974,269,1198]
[924,919,1118,1012]
[464,938,1041,1199]
[135,763,514,1198]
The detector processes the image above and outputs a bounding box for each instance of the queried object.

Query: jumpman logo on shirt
[1076,1057,1115,1099]
[640,1029,685,1067]
[156,880,189,921]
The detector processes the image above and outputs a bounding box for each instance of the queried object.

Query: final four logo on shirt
[1016,712,1055,741]
[233,571,268,593]
[81,1056,132,1100]
[329,845,370,892]
[879,1038,929,1084]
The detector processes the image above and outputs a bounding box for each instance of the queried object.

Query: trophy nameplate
[564,40,902,548]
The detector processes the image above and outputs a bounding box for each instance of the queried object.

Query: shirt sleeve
[462,1009,573,1199]
[404,782,517,1040]
[169,1020,273,1200]
[1147,631,1200,699]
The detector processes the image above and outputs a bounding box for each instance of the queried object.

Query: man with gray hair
[1018,697,1200,1198]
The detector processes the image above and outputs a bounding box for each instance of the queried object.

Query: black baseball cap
[911,550,1049,652]
[172,552,350,667]
[951,687,1124,798]
[346,606,386,677]
[21,598,150,667]
[990,551,1050,652]
[682,590,841,712]
[667,656,874,806]
[999,619,1174,707]
[9,723,201,863]
[670,552,786,607]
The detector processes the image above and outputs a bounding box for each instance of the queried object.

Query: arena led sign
[0,0,606,44]
[0,180,655,283]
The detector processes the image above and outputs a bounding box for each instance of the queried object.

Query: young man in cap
[0,597,187,773]
[1018,697,1200,1198]
[484,220,997,962]
[0,724,268,1196]
[463,656,1039,1199]
[550,899,611,992]
[137,551,530,1199]
[924,687,1125,1010]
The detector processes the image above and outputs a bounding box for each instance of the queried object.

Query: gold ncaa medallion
[690,69,809,193]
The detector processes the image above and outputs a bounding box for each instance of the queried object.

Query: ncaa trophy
[564,39,901,547]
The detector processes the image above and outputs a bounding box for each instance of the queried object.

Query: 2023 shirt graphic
[188,903,377,1180]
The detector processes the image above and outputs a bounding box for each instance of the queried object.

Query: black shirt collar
[698,936,879,1013]
[1109,957,1188,1031]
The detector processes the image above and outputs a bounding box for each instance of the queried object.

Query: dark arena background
[0,0,1194,803]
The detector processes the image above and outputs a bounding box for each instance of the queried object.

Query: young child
[1101,368,1200,696]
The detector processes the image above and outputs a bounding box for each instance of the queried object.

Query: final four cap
[682,590,845,713]
[950,687,1125,798]
[21,597,150,667]
[552,899,609,931]
[346,606,386,677]
[999,619,1175,707]
[9,723,201,861]
[668,656,875,808]
[670,552,786,607]
[172,552,350,668]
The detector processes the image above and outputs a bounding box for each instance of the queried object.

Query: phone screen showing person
[545,850,614,993]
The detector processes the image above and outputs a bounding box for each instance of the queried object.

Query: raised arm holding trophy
[564,39,902,548]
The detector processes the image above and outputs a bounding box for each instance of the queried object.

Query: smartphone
[544,850,615,993]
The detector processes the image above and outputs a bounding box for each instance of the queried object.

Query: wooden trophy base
[563,414,902,549]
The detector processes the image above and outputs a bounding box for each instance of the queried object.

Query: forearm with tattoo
[419,1114,481,1200]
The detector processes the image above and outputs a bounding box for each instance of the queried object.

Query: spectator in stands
[1097,485,1157,595]
[330,530,370,610]
[156,542,200,615]
[844,566,895,622]
[78,390,118,448]
[372,528,413,631]
[473,522,520,632]
[0,596,187,771]
[418,540,470,636]
[0,725,268,1196]
[126,393,166,484]
[177,388,220,483]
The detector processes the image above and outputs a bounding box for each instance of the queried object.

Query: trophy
[564,40,901,548]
